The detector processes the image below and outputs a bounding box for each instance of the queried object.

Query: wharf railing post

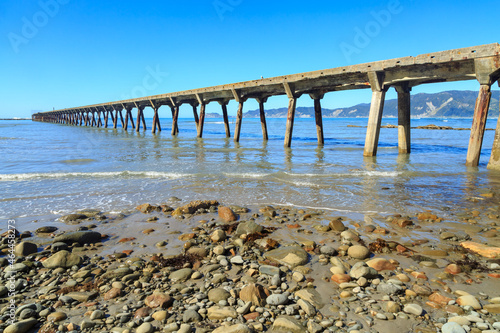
[219,100,231,138]
[488,81,500,170]
[309,92,325,145]
[363,71,387,157]
[256,97,268,141]
[395,84,411,154]
[283,82,298,148]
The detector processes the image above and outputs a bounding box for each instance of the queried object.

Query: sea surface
[1,117,499,229]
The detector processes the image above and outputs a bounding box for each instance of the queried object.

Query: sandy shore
[2,197,500,333]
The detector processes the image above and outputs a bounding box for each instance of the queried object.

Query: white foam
[0,171,190,181]
[222,172,269,179]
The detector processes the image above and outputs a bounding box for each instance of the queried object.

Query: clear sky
[1,0,499,118]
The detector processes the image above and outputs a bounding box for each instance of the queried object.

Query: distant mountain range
[207,91,499,118]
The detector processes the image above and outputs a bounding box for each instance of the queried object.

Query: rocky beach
[2,196,500,333]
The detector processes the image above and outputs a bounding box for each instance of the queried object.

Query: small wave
[282,171,402,178]
[0,171,190,181]
[222,172,270,179]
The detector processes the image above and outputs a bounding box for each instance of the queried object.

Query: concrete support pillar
[197,103,206,138]
[151,106,161,134]
[124,107,135,131]
[84,112,89,126]
[256,97,268,141]
[234,101,245,142]
[310,93,325,145]
[171,106,179,136]
[109,110,115,127]
[284,97,297,148]
[91,112,97,127]
[124,108,129,130]
[364,71,387,157]
[466,84,492,166]
[118,109,125,129]
[220,102,231,138]
[396,84,411,154]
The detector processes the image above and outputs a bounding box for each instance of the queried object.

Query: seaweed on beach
[56,280,101,295]
[154,253,203,269]
[368,238,416,255]
[246,227,278,243]
[453,256,490,273]
[220,222,240,234]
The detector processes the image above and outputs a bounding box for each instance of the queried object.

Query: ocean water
[1,117,499,228]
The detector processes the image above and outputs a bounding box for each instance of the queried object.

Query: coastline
[4,198,500,332]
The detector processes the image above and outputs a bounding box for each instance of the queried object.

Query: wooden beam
[234,101,244,142]
[466,84,491,166]
[256,97,268,141]
[197,103,206,138]
[284,97,297,148]
[364,71,387,157]
[219,101,231,138]
[171,106,179,136]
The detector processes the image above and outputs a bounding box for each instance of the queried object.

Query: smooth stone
[230,256,244,265]
[212,324,252,333]
[47,311,67,322]
[235,220,263,236]
[42,250,82,268]
[208,288,231,303]
[457,295,482,310]
[136,322,154,333]
[347,245,370,259]
[441,322,466,333]
[53,231,102,245]
[266,292,289,306]
[349,262,378,279]
[14,242,38,256]
[170,268,193,282]
[207,306,238,320]
[4,319,38,333]
[259,265,280,276]
[294,288,324,309]
[239,284,268,306]
[183,309,202,323]
[403,304,423,316]
[272,315,307,333]
[448,316,471,326]
[264,246,309,268]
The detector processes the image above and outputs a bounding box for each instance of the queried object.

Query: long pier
[33,44,500,169]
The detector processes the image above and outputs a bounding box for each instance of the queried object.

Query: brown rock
[145,293,173,309]
[218,206,238,222]
[445,264,461,275]
[172,200,219,216]
[429,292,453,305]
[484,304,500,313]
[420,249,448,257]
[444,304,465,315]
[411,271,428,280]
[243,312,260,321]
[460,241,500,258]
[47,312,67,322]
[412,285,432,296]
[103,288,122,300]
[136,203,159,213]
[142,228,155,235]
[134,307,151,319]
[329,218,346,232]
[331,274,351,284]
[417,212,438,220]
[239,284,269,306]
[178,233,196,241]
[366,258,396,271]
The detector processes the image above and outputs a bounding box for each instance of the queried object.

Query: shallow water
[1,118,499,229]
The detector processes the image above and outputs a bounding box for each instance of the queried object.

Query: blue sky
[1,0,499,118]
